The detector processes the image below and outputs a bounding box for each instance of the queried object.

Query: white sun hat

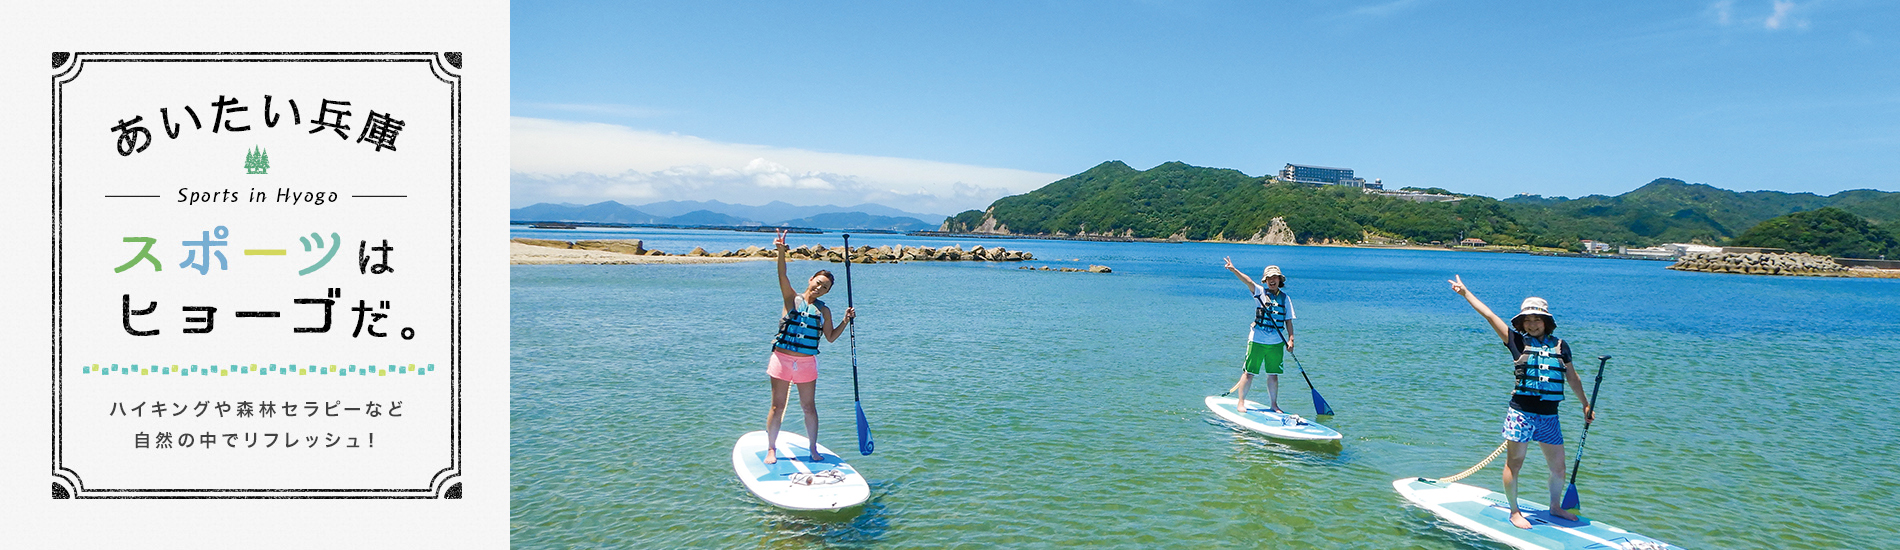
[1510,297,1556,332]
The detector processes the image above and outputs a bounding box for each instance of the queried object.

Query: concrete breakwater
[511,238,1034,264]
[1668,252,1848,276]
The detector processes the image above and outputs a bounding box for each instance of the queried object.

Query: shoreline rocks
[1668,252,1849,276]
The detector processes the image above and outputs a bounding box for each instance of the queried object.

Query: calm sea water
[511,228,1900,549]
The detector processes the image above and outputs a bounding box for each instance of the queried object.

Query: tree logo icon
[245,146,270,174]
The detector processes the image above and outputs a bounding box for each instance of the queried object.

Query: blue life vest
[1253,291,1288,332]
[773,297,825,355]
[1513,335,1566,402]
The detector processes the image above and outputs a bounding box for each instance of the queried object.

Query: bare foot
[808,452,823,462]
[763,449,777,465]
[1550,508,1579,522]
[1509,510,1534,529]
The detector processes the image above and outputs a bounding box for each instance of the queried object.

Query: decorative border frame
[50,52,463,499]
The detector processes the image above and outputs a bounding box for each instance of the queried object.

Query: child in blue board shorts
[1449,275,1595,529]
[1221,257,1293,414]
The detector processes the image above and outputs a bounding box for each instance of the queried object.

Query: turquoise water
[511,228,1900,549]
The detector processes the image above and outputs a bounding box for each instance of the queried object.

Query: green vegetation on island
[1731,207,1898,259]
[946,161,1530,245]
[943,161,1900,253]
[1500,179,1900,247]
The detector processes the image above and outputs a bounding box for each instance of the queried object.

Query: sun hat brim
[1511,313,1556,333]
[1511,297,1554,332]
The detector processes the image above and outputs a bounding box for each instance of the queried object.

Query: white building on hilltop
[1278,164,1381,189]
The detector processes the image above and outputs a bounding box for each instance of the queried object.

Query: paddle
[1561,355,1609,512]
[1286,346,1335,416]
[842,234,875,456]
[1256,292,1335,416]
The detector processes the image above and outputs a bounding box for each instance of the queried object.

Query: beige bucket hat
[1260,265,1285,285]
[1510,297,1556,332]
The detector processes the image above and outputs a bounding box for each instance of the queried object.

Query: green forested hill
[1500,179,1900,245]
[1731,207,1899,259]
[945,163,1899,249]
[948,161,1537,245]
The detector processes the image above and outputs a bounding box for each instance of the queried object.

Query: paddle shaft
[843,235,860,403]
[1567,356,1609,487]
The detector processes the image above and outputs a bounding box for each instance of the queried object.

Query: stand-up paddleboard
[733,430,869,511]
[1394,478,1682,550]
[1205,396,1341,441]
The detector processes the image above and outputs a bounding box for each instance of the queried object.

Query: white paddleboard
[732,430,869,511]
[1205,396,1342,441]
[1394,477,1683,550]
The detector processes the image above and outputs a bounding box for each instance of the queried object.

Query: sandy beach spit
[510,242,771,265]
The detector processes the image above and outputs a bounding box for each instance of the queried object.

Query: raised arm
[819,304,855,342]
[775,229,796,312]
[1223,257,1263,296]
[1448,274,1510,345]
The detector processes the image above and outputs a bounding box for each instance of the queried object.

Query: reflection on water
[750,479,895,548]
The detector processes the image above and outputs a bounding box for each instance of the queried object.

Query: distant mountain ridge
[511,201,665,225]
[625,200,947,225]
[942,161,1898,249]
[510,200,939,231]
[776,212,935,232]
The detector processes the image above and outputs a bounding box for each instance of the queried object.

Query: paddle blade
[855,401,875,455]
[1311,388,1336,416]
[1561,482,1580,511]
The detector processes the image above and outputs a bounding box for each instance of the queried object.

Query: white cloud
[1351,0,1422,17]
[1760,0,1811,31]
[1709,0,1735,26]
[517,102,673,118]
[1706,0,1812,32]
[510,117,1064,215]
[1765,0,1792,29]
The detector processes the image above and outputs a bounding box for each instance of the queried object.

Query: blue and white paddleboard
[1394,478,1684,550]
[1205,396,1342,441]
[732,430,869,511]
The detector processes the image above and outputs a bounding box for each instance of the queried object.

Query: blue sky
[512,1,1900,214]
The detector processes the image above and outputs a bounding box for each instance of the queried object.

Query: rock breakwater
[511,238,1036,264]
[1668,252,1847,276]
[773,243,1034,263]
[1017,264,1113,273]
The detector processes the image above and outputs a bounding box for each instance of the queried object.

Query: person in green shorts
[1221,257,1294,414]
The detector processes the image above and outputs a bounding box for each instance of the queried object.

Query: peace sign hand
[774,228,789,250]
[1448,274,1469,295]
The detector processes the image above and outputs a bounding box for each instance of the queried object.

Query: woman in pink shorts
[763,229,854,464]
